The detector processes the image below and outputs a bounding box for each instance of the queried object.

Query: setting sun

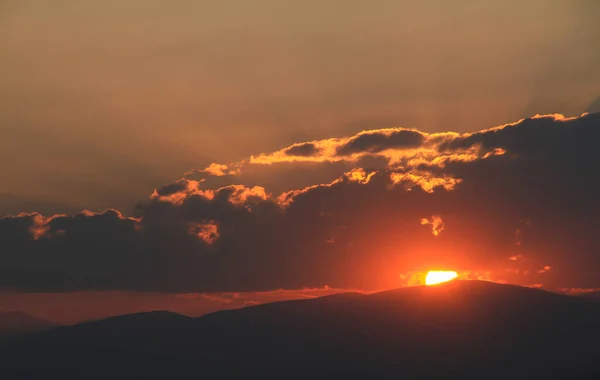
[425,271,458,285]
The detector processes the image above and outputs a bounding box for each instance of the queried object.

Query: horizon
[2,0,600,344]
[1,278,596,325]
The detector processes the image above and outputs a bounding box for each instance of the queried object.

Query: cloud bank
[1,113,599,292]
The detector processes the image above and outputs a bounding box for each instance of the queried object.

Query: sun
[425,271,458,285]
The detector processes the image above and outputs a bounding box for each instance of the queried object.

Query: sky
[1,0,600,323]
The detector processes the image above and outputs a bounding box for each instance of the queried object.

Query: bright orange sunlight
[425,271,458,285]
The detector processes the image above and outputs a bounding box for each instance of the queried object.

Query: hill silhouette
[0,311,56,337]
[579,290,600,299]
[2,280,600,379]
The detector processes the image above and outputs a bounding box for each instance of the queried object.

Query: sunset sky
[1,0,600,323]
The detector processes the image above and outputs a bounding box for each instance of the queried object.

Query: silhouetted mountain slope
[0,311,56,336]
[2,281,600,379]
[579,290,600,299]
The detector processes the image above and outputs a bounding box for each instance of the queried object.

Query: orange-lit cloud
[246,127,451,167]
[345,168,377,184]
[187,221,219,244]
[150,179,268,206]
[194,114,572,179]
[185,162,243,177]
[8,210,140,241]
[420,215,444,236]
[389,171,462,193]
[538,266,552,274]
[18,213,66,240]
[150,179,213,205]
[1,112,599,294]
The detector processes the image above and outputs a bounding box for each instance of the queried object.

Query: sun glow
[425,271,458,285]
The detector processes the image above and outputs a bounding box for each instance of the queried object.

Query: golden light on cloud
[187,221,219,244]
[420,215,444,236]
[425,271,458,286]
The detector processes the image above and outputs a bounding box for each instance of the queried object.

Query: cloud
[283,143,322,157]
[149,179,269,206]
[1,113,600,292]
[246,129,445,167]
[508,254,525,261]
[421,215,444,237]
[243,113,593,174]
[187,221,219,244]
[538,265,552,274]
[202,121,510,179]
[335,128,425,156]
[185,163,242,177]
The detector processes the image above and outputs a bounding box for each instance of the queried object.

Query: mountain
[579,290,600,299]
[0,311,56,336]
[2,280,600,379]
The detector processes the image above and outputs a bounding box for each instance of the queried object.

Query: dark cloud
[439,114,600,157]
[1,113,600,292]
[355,155,390,170]
[336,129,425,156]
[153,179,192,197]
[283,143,321,157]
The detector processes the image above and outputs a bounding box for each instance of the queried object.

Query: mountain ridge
[3,280,600,379]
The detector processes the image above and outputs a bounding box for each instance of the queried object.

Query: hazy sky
[1,1,600,322]
[1,0,599,216]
